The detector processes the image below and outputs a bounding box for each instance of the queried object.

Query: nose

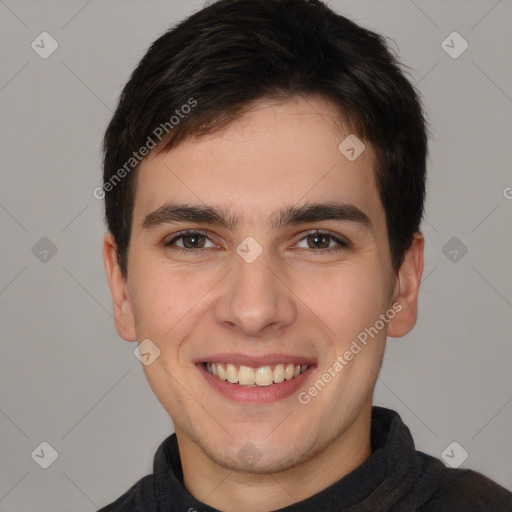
[214,248,297,338]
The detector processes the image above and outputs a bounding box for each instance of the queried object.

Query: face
[104,95,423,474]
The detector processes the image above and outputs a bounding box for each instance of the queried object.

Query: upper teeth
[205,363,309,387]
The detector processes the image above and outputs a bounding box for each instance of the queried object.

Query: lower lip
[198,364,315,404]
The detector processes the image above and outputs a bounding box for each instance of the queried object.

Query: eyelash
[163,229,351,254]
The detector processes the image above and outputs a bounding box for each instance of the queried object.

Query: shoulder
[96,474,155,512]
[413,451,512,512]
[96,433,183,511]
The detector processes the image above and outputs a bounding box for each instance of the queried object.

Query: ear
[387,232,424,338]
[103,232,137,341]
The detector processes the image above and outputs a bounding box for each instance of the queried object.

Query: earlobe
[387,233,424,338]
[103,232,137,342]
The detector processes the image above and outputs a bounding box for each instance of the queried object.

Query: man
[98,0,512,510]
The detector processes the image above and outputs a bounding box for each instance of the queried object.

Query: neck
[176,404,373,512]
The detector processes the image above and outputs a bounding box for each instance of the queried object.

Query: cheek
[128,258,234,364]
[292,264,391,343]
[129,261,205,341]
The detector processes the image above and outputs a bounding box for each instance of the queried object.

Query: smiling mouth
[203,362,309,387]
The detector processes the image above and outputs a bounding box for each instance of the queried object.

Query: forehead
[132,96,385,235]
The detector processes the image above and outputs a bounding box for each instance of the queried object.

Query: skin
[104,95,424,512]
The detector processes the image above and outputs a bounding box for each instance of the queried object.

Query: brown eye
[306,232,330,249]
[180,233,206,249]
[296,231,350,251]
[164,230,215,251]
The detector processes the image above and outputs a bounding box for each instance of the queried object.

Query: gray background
[0,0,511,510]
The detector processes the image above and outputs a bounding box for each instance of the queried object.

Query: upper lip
[195,353,315,367]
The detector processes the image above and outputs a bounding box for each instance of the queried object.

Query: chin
[189,425,322,475]
[208,442,308,474]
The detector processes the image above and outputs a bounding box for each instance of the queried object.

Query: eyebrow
[141,201,373,232]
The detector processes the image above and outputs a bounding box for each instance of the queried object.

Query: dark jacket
[98,406,512,511]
